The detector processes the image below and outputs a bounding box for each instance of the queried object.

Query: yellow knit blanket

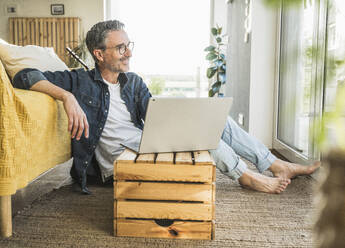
[0,60,71,196]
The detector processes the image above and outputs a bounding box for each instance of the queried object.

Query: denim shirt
[13,65,151,193]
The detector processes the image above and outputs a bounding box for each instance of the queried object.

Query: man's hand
[62,92,89,140]
[29,79,89,140]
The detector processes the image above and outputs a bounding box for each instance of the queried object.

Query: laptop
[121,97,233,154]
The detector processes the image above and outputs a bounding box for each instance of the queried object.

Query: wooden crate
[113,149,216,240]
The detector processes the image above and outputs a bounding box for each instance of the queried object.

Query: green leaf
[209,89,216,97]
[217,27,222,35]
[216,37,222,43]
[215,59,223,67]
[213,81,221,87]
[204,45,216,52]
[209,81,221,97]
[207,67,217,78]
[211,28,218,36]
[206,53,217,61]
[219,73,226,83]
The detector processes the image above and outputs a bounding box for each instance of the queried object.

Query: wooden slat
[73,18,79,48]
[115,182,213,203]
[35,19,39,45]
[114,200,117,236]
[59,18,64,60]
[0,195,12,237]
[69,18,73,48]
[136,153,155,164]
[115,219,212,240]
[116,149,137,163]
[212,184,216,220]
[175,152,193,164]
[23,18,28,45]
[56,19,61,59]
[39,18,44,46]
[14,19,18,45]
[115,163,213,183]
[64,18,69,60]
[194,151,214,165]
[116,201,213,220]
[155,153,174,164]
[211,220,215,240]
[30,19,35,44]
[212,165,216,182]
[43,18,48,47]
[212,183,216,204]
[18,18,23,46]
[52,19,56,51]
[47,19,52,47]
[9,18,14,44]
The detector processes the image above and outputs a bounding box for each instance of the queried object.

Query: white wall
[212,0,278,148]
[249,0,279,148]
[0,0,104,42]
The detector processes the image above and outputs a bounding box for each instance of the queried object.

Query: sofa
[0,40,71,237]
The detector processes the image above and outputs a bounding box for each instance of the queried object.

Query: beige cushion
[0,38,8,44]
[0,42,68,80]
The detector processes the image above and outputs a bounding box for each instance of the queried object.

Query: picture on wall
[51,4,64,15]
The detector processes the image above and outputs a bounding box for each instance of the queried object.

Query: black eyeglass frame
[101,41,134,55]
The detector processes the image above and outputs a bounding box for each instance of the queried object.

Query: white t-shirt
[94,78,142,180]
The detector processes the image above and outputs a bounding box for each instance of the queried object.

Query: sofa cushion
[0,41,68,80]
[0,38,8,44]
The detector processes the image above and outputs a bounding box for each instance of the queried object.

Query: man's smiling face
[100,30,132,73]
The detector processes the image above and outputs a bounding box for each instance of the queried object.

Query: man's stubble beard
[106,62,129,73]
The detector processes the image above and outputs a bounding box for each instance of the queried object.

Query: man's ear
[93,49,104,62]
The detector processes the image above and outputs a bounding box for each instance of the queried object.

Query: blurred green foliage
[148,77,165,96]
[66,38,88,69]
[263,0,313,8]
[267,0,345,151]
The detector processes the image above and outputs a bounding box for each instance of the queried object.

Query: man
[12,20,320,195]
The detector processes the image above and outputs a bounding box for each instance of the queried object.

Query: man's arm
[13,69,88,140]
[31,80,89,140]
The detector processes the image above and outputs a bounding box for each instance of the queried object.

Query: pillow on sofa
[0,41,68,80]
[0,38,8,44]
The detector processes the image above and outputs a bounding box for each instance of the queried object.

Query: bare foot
[238,170,291,194]
[269,159,321,179]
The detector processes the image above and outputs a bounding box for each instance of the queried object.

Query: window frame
[272,0,328,164]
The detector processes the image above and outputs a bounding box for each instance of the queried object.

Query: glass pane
[277,0,316,158]
[324,0,345,113]
[110,0,210,97]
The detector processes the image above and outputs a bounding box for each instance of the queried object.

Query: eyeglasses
[103,41,134,55]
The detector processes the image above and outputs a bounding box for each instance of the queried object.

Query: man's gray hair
[86,20,125,62]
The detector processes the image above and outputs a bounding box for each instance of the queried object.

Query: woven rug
[0,163,319,248]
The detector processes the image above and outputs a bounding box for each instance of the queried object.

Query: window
[276,0,320,160]
[109,0,210,97]
[324,0,345,113]
[274,0,345,163]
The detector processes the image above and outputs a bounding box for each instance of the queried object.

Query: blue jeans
[210,117,277,180]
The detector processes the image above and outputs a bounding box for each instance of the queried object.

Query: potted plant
[204,25,227,97]
[66,37,91,69]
